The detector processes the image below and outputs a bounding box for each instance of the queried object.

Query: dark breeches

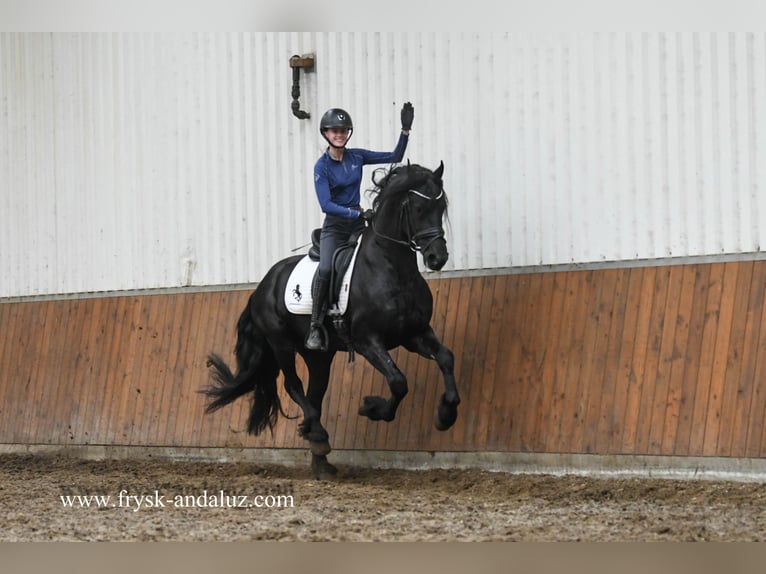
[318,214,365,280]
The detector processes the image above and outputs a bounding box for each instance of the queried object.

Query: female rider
[305,102,414,351]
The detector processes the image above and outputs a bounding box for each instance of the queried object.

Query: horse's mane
[366,163,447,214]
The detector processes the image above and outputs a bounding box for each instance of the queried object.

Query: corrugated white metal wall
[2,33,765,297]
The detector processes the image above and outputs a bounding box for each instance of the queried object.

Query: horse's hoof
[311,456,338,480]
[309,440,331,456]
[435,400,458,431]
[358,396,391,421]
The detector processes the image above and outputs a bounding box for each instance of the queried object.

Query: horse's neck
[363,228,420,275]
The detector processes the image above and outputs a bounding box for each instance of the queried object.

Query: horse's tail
[202,295,282,435]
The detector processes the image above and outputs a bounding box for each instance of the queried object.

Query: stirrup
[305,322,329,351]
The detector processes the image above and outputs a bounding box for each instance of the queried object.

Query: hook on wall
[290,54,315,120]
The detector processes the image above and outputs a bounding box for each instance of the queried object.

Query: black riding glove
[400,102,414,131]
[361,209,374,222]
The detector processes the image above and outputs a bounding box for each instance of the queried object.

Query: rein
[372,188,445,252]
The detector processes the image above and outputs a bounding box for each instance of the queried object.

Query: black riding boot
[305,275,330,351]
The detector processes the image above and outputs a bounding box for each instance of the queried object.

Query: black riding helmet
[320,108,353,148]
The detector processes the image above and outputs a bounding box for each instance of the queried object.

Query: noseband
[372,188,446,253]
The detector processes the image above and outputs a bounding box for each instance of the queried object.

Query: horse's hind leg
[405,327,460,431]
[273,348,331,456]
[302,351,335,459]
[355,339,408,422]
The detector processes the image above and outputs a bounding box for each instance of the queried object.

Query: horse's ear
[433,160,444,180]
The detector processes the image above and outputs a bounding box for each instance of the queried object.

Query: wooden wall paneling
[435,276,466,452]
[5,258,766,458]
[522,271,559,452]
[485,274,515,450]
[491,273,527,451]
[70,297,105,445]
[577,268,619,454]
[746,269,766,457]
[445,277,476,449]
[0,303,16,441]
[559,270,597,453]
[324,345,355,451]
[71,298,98,444]
[164,293,201,446]
[716,260,755,456]
[733,261,766,456]
[45,300,76,444]
[173,292,207,446]
[154,293,190,445]
[471,275,504,450]
[132,295,171,446]
[454,275,487,449]
[202,291,246,447]
[688,263,725,455]
[544,270,578,453]
[673,264,712,455]
[606,267,644,453]
[511,272,544,452]
[20,300,47,443]
[633,267,671,453]
[117,297,146,445]
[656,265,696,460]
[119,297,151,446]
[646,265,684,454]
[88,297,121,444]
[109,297,144,445]
[148,293,181,445]
[15,301,41,443]
[460,274,496,449]
[534,271,568,452]
[619,267,657,453]
[592,268,630,453]
[701,262,739,456]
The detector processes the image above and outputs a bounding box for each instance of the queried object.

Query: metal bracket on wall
[290,54,315,120]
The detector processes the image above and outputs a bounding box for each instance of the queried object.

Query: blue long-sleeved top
[313,132,409,219]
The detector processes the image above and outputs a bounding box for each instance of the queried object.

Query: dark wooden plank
[687,263,725,455]
[715,260,754,456]
[543,270,580,452]
[731,261,766,456]
[514,272,547,452]
[24,300,56,444]
[633,266,671,453]
[486,274,523,451]
[646,265,684,454]
[576,268,619,454]
[607,267,645,453]
[701,262,738,456]
[619,266,657,453]
[592,268,631,453]
[747,271,766,456]
[660,264,698,454]
[533,271,568,452]
[672,265,711,455]
[558,270,597,453]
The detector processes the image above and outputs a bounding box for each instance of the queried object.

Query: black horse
[203,161,460,478]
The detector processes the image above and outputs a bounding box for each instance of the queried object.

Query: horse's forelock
[370,163,444,209]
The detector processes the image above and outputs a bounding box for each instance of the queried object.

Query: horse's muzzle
[423,240,448,271]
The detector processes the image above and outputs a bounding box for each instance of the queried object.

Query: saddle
[308,228,362,306]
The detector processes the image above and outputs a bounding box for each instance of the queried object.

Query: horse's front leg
[405,327,460,431]
[355,339,408,422]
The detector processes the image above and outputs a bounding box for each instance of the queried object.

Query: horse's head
[370,161,449,271]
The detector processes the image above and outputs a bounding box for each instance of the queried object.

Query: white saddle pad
[284,236,363,316]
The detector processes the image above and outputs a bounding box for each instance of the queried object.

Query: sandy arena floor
[1,453,765,541]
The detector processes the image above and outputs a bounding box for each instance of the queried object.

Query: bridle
[372,187,446,253]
